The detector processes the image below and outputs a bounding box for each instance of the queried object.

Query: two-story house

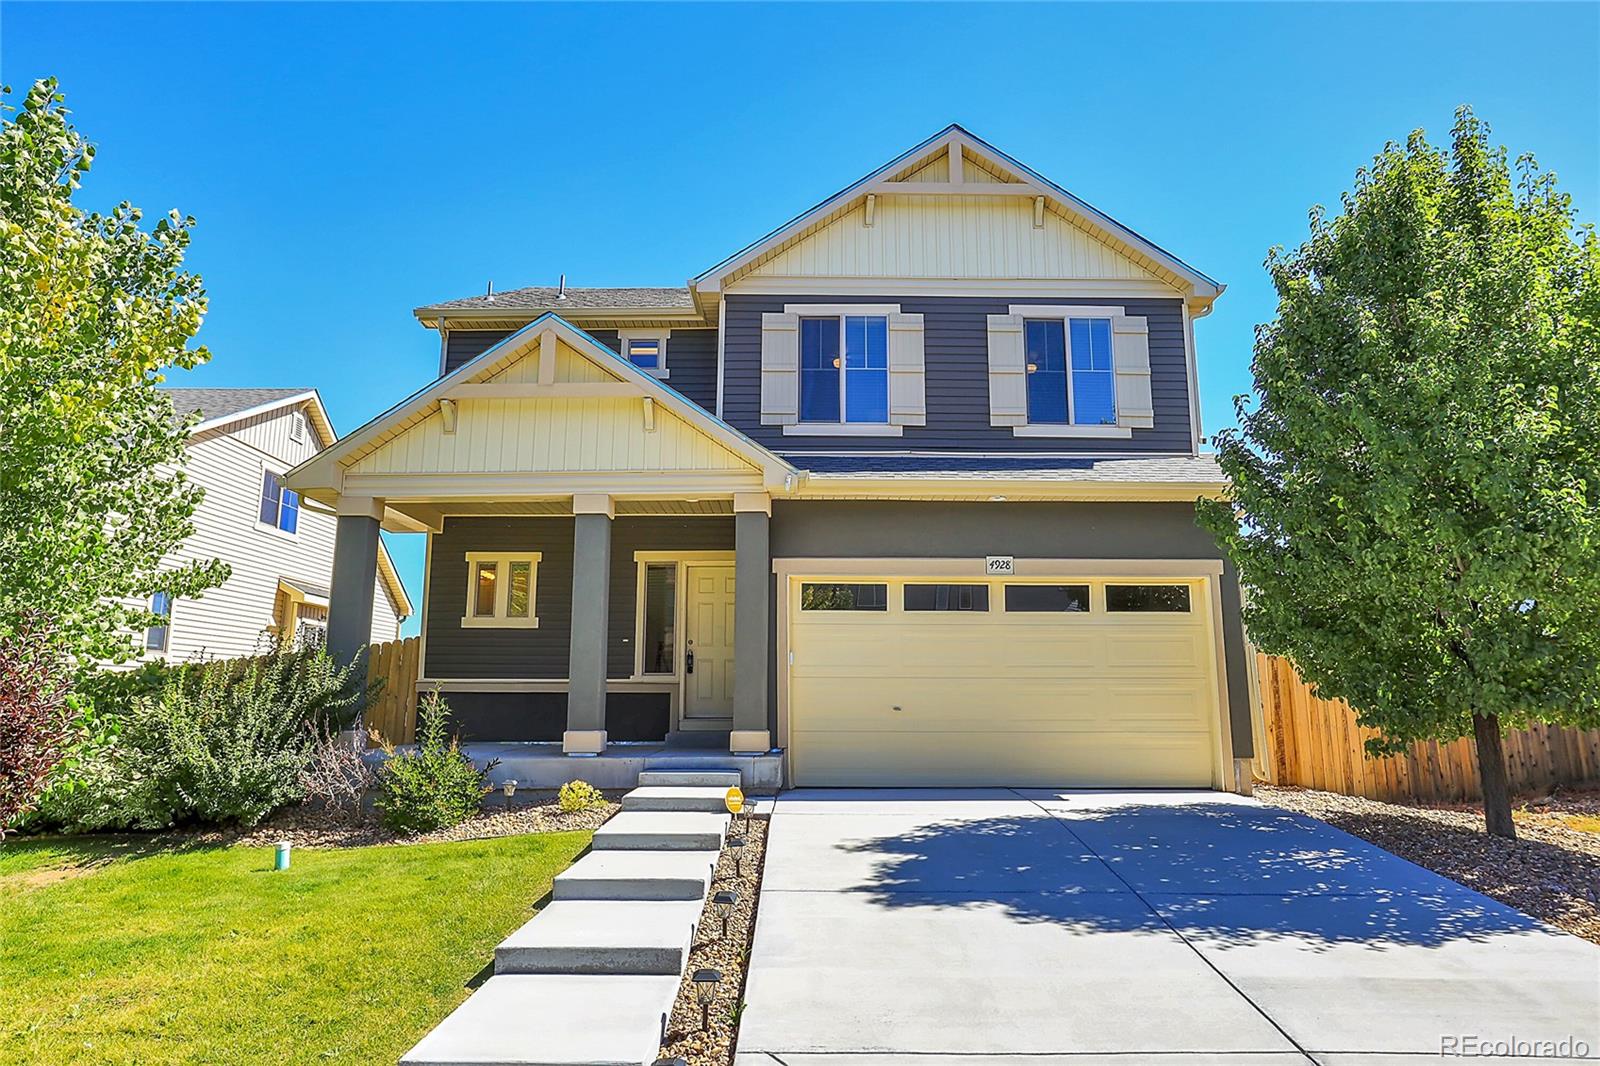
[287,126,1252,790]
[152,388,412,661]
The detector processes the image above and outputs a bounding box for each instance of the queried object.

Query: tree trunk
[1472,712,1517,840]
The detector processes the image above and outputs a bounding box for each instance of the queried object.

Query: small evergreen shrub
[558,779,605,813]
[372,690,493,834]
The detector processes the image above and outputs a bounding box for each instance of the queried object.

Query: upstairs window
[258,470,300,534]
[619,331,669,377]
[1025,317,1116,426]
[146,591,171,652]
[800,315,888,424]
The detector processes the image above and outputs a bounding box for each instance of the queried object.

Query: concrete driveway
[737,789,1600,1066]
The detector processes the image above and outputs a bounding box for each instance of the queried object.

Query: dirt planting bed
[1257,784,1600,945]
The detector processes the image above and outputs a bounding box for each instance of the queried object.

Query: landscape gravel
[217,790,622,850]
[1257,784,1600,944]
[659,811,767,1066]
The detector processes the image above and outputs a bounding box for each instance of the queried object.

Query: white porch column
[731,492,772,753]
[327,495,384,694]
[564,493,613,754]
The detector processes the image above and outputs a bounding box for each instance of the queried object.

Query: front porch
[455,739,783,792]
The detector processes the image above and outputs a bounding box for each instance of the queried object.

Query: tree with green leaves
[1200,108,1600,839]
[0,78,227,664]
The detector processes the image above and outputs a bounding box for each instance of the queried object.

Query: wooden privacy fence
[364,636,420,744]
[1253,652,1600,803]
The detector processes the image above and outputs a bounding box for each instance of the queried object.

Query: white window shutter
[1112,315,1154,429]
[887,312,926,426]
[987,313,1027,426]
[760,312,800,425]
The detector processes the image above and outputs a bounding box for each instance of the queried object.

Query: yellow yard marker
[724,786,745,815]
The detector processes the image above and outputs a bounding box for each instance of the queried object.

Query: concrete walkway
[738,789,1600,1066]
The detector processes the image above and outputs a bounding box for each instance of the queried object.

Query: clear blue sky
[7,2,1596,637]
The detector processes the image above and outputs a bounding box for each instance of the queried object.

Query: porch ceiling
[379,496,735,532]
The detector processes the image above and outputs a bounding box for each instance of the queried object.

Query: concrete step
[400,973,678,1065]
[637,768,742,788]
[494,899,701,975]
[622,785,736,813]
[552,849,717,901]
[591,810,727,851]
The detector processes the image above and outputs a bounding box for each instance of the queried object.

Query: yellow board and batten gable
[286,316,793,528]
[693,125,1223,307]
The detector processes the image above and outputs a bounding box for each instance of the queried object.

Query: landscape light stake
[502,779,517,810]
[725,834,746,878]
[712,889,738,939]
[692,968,722,1031]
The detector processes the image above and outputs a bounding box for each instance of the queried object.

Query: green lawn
[0,830,592,1064]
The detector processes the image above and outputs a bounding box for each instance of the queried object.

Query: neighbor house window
[462,553,541,628]
[640,563,677,674]
[800,315,888,424]
[1004,584,1091,613]
[1106,584,1192,613]
[619,331,668,376]
[904,584,990,612]
[258,470,299,534]
[145,591,171,652]
[800,583,888,611]
[1025,317,1115,426]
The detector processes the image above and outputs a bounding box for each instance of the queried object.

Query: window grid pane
[626,338,661,369]
[259,471,281,526]
[146,591,171,651]
[1025,320,1068,424]
[1105,584,1191,613]
[1004,584,1091,612]
[1070,318,1116,425]
[904,584,990,612]
[642,563,677,674]
[278,488,300,533]
[799,318,841,423]
[843,315,888,423]
[507,562,531,618]
[473,562,498,617]
[800,583,888,611]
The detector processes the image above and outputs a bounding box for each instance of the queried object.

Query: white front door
[683,564,736,720]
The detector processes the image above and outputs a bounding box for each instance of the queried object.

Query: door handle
[685,649,695,674]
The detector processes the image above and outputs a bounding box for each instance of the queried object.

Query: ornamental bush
[372,690,494,835]
[0,621,74,837]
[558,779,605,813]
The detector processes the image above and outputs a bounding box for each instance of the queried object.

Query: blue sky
[6,2,1596,637]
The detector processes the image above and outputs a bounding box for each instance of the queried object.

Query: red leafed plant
[0,620,74,838]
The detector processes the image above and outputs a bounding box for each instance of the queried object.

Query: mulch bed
[216,790,623,850]
[1257,783,1600,945]
[660,811,768,1066]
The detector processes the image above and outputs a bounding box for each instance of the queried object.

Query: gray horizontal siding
[442,327,719,415]
[723,294,1193,453]
[424,516,734,680]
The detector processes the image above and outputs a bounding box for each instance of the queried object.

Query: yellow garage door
[787,577,1221,788]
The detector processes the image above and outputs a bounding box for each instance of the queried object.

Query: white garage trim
[772,557,1234,790]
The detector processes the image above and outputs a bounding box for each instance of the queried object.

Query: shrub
[558,780,605,813]
[0,621,74,837]
[372,690,493,835]
[298,725,376,814]
[29,645,366,832]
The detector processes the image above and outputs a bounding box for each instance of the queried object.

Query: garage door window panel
[1106,584,1192,613]
[800,582,888,612]
[904,584,989,612]
[1004,584,1090,613]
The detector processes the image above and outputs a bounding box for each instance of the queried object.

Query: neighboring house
[287,125,1252,791]
[147,388,412,662]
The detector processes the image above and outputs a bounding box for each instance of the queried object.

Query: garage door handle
[892,705,903,712]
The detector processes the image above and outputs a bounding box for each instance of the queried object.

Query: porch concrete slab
[622,785,737,813]
[1151,890,1600,1058]
[456,743,781,792]
[761,808,1127,895]
[551,849,717,901]
[738,887,1296,1056]
[493,899,701,975]
[399,973,678,1065]
[638,769,742,788]
[1048,797,1466,896]
[591,810,727,851]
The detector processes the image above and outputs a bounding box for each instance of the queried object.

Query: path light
[724,835,746,878]
[652,1059,687,1066]
[712,889,738,938]
[502,779,518,809]
[692,968,721,1031]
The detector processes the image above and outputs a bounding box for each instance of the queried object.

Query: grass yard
[0,830,592,1064]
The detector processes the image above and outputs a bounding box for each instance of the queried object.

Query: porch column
[564,494,613,754]
[327,495,384,693]
[731,492,772,753]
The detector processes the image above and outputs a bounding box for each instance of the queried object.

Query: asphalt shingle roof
[788,453,1225,483]
[162,387,309,425]
[420,286,695,313]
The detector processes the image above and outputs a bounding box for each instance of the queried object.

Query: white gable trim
[691,125,1223,305]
